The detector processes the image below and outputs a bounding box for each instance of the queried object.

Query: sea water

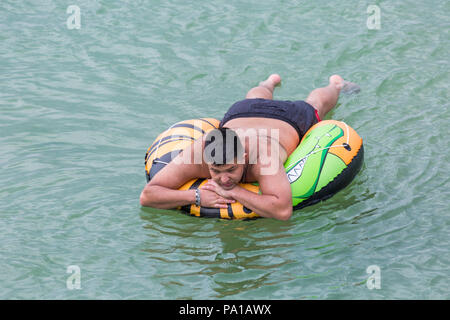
[0,0,448,299]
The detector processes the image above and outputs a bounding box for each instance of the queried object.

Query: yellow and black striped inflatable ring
[144,118,364,219]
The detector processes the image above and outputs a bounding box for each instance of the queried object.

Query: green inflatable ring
[144,118,364,219]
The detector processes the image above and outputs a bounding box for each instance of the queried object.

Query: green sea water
[1,0,449,299]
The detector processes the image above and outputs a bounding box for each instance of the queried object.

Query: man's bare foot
[259,74,282,92]
[330,74,361,95]
[245,74,281,99]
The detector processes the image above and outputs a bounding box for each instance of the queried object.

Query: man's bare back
[223,117,297,160]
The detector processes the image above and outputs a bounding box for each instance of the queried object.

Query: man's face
[208,163,245,190]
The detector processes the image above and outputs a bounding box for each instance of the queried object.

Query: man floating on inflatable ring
[140,74,360,220]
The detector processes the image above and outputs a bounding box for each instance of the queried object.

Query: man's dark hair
[203,127,244,165]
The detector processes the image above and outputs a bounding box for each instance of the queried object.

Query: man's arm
[139,160,201,209]
[230,167,292,220]
[140,139,205,208]
[140,140,235,209]
[140,164,236,209]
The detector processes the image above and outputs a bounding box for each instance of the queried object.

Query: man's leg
[245,74,281,99]
[305,75,360,120]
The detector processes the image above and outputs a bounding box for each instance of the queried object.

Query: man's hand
[199,183,236,209]
[204,168,293,220]
[201,180,235,199]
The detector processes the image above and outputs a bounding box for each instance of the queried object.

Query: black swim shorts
[219,98,321,140]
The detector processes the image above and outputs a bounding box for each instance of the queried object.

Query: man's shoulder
[248,156,284,180]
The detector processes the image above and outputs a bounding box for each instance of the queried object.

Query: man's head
[203,127,246,190]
